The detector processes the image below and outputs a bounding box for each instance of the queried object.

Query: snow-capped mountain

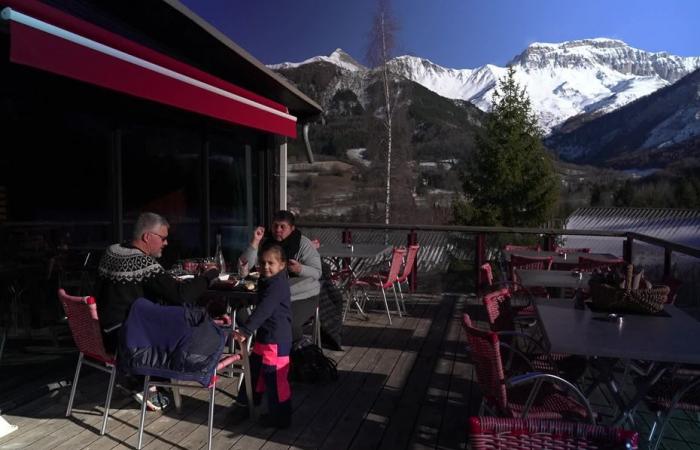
[269,48,366,72]
[388,39,700,133]
[271,39,700,135]
[545,67,700,166]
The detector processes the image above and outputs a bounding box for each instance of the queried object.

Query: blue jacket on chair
[118,298,225,386]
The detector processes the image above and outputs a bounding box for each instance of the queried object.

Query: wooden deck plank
[4,293,699,450]
[407,295,465,449]
[239,311,398,450]
[289,307,421,449]
[374,294,456,449]
[256,316,386,450]
[438,299,479,449]
[341,299,437,450]
[0,370,113,447]
[318,300,434,450]
[215,316,379,448]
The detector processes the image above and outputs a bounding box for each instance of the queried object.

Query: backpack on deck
[289,343,338,383]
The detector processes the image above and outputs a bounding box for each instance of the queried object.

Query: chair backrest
[462,314,508,412]
[554,246,591,254]
[577,256,625,272]
[509,255,553,283]
[479,263,494,288]
[468,417,639,450]
[384,247,407,286]
[503,244,541,252]
[481,288,514,332]
[397,244,419,282]
[57,288,113,363]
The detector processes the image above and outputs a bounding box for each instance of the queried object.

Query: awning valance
[0,0,297,138]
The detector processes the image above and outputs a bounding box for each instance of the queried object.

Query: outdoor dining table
[535,298,700,426]
[318,243,393,320]
[504,250,620,266]
[318,243,393,259]
[516,268,591,289]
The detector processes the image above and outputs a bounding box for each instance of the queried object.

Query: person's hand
[288,259,302,274]
[251,226,265,246]
[233,330,247,343]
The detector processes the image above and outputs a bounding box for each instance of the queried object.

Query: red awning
[0,0,297,138]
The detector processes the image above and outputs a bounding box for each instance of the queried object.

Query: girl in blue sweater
[233,243,292,428]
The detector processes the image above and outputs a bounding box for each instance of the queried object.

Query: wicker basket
[589,265,669,314]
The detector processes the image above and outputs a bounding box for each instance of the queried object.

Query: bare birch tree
[366,0,398,225]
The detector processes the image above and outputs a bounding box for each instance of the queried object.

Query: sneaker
[133,390,170,411]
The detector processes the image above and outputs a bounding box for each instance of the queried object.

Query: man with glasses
[95,212,219,410]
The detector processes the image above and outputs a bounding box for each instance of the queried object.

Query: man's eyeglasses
[148,231,168,242]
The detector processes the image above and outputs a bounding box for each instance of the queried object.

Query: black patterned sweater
[95,243,215,331]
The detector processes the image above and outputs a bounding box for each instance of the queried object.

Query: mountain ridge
[271,39,700,135]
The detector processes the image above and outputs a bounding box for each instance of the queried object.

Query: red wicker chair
[479,263,537,316]
[509,255,553,298]
[644,370,700,450]
[481,289,586,381]
[468,417,638,449]
[462,314,594,422]
[58,288,116,436]
[576,256,626,272]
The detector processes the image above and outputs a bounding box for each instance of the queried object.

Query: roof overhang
[0,0,322,138]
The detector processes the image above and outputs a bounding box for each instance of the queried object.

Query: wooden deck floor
[0,293,476,450]
[2,292,699,449]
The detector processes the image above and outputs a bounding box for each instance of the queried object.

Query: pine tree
[455,66,558,227]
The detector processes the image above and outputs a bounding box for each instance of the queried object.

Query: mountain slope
[545,68,700,166]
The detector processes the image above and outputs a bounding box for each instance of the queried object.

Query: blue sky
[181,0,700,69]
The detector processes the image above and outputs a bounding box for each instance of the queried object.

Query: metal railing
[300,221,700,305]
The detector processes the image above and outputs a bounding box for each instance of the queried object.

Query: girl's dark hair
[258,242,287,262]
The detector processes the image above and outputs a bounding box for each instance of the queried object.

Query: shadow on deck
[2,291,699,449]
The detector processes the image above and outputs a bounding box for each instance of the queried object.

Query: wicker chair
[509,255,553,298]
[468,417,638,450]
[462,314,594,422]
[479,263,536,316]
[58,289,116,436]
[481,289,586,381]
[645,370,700,450]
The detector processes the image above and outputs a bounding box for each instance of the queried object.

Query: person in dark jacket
[95,212,219,410]
[96,212,219,348]
[239,210,320,344]
[234,242,292,428]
